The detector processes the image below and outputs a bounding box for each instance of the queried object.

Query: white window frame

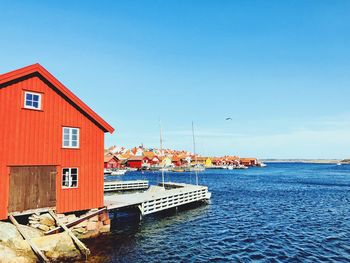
[62,167,79,189]
[62,127,80,149]
[24,91,42,110]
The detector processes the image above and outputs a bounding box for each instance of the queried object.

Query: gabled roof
[143,151,156,159]
[127,156,146,161]
[171,155,182,162]
[104,155,119,163]
[0,63,114,133]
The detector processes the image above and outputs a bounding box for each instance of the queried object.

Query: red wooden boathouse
[0,64,114,220]
[126,156,148,169]
[104,155,120,169]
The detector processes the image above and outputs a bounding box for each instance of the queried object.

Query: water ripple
[84,163,350,262]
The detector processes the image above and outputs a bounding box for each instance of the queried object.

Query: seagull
[225,117,232,121]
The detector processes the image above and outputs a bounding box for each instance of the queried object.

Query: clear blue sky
[1,0,350,158]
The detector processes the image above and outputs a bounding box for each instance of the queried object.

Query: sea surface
[84,163,350,262]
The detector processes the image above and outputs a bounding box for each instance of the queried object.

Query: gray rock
[0,222,36,263]
[38,225,50,232]
[0,222,22,244]
[19,225,43,239]
[0,243,36,263]
[32,232,81,260]
[0,221,80,262]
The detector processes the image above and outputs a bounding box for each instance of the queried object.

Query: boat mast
[159,119,165,187]
[192,121,198,185]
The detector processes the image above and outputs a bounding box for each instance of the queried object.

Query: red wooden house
[240,158,258,166]
[0,64,114,220]
[126,156,148,169]
[143,152,160,165]
[171,156,182,167]
[104,155,120,169]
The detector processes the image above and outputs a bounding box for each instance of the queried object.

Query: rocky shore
[0,209,110,262]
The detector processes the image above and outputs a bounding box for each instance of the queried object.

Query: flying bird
[225,117,232,121]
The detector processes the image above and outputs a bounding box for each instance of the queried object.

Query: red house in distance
[126,156,148,169]
[0,64,114,220]
[104,155,120,169]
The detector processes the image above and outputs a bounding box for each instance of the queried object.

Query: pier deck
[104,182,211,215]
[104,180,149,192]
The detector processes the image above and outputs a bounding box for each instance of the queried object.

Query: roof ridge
[0,64,114,133]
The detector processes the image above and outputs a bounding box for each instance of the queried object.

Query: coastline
[261,159,342,164]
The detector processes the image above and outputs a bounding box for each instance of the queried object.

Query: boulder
[38,225,50,232]
[32,232,81,261]
[39,214,55,227]
[0,221,81,262]
[19,225,43,239]
[86,221,98,231]
[0,222,22,243]
[0,243,36,263]
[0,222,36,262]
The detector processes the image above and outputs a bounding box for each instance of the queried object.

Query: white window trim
[62,127,80,149]
[62,167,79,189]
[24,91,42,110]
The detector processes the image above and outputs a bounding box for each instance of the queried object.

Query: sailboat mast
[160,121,163,152]
[159,119,165,187]
[192,121,198,185]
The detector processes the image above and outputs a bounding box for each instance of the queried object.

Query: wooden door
[8,166,56,213]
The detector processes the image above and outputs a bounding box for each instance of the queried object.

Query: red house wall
[127,160,142,169]
[0,75,105,219]
[104,159,119,168]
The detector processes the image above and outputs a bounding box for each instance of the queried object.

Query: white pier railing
[140,186,209,215]
[105,182,211,216]
[104,180,149,192]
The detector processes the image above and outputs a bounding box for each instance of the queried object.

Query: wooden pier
[104,180,149,192]
[104,182,211,216]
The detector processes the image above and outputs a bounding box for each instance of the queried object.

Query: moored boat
[111,169,127,176]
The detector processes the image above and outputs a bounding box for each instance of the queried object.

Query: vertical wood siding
[0,76,105,219]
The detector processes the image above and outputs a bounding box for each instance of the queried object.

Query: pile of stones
[27,209,110,239]
[70,209,111,239]
[28,213,56,232]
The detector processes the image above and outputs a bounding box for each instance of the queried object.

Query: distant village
[104,145,265,173]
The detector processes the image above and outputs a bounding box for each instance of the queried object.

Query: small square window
[24,91,41,110]
[62,168,78,188]
[62,127,80,148]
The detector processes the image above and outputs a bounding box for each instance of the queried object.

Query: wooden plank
[9,214,50,263]
[48,210,90,258]
[45,207,106,235]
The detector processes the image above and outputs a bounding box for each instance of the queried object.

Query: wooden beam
[45,207,106,235]
[9,214,50,263]
[48,210,90,258]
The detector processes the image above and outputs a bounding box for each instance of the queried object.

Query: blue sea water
[85,163,350,262]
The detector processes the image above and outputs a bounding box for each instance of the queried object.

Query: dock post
[138,204,144,221]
